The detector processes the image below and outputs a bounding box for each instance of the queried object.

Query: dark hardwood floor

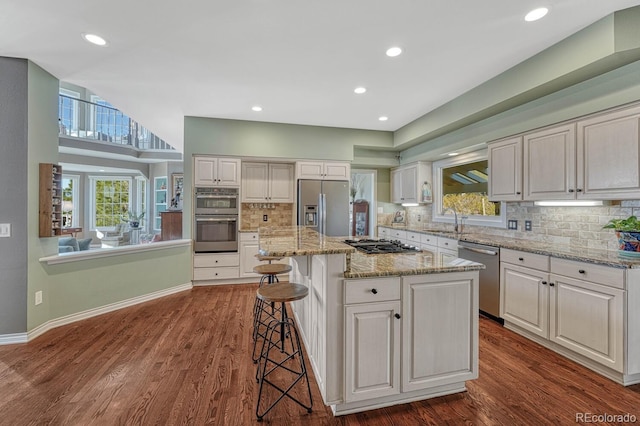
[0,284,638,425]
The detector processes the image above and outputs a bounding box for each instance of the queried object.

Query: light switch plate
[507,220,518,230]
[0,223,10,237]
[525,220,532,231]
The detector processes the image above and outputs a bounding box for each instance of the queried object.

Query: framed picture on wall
[171,173,183,209]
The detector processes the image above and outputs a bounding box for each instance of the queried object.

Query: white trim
[40,239,191,265]
[0,282,193,346]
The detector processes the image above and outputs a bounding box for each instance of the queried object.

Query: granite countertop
[258,226,485,278]
[379,225,640,269]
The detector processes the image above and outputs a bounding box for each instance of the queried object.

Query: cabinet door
[297,161,324,179]
[194,157,217,186]
[344,301,401,402]
[549,274,624,372]
[400,166,418,203]
[500,263,549,338]
[438,248,458,265]
[488,136,522,201]
[323,162,350,180]
[241,162,269,202]
[524,124,576,200]
[240,240,261,277]
[217,158,241,186]
[402,273,477,392]
[577,106,640,199]
[268,163,294,202]
[391,169,403,203]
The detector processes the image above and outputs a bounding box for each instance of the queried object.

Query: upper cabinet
[194,156,240,187]
[391,162,432,204]
[488,103,640,202]
[576,105,640,200]
[296,161,350,181]
[523,124,576,201]
[488,137,522,201]
[241,162,294,202]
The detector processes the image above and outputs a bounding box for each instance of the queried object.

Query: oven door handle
[195,195,237,199]
[458,246,498,256]
[195,217,238,222]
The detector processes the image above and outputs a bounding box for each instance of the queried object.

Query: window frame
[61,174,80,228]
[59,88,80,135]
[432,150,506,229]
[136,176,148,231]
[89,176,133,231]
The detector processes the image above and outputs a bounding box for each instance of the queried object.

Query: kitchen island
[258,226,484,415]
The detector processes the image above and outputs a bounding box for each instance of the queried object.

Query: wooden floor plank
[0,284,638,425]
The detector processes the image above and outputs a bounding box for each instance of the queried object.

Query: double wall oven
[194,187,239,253]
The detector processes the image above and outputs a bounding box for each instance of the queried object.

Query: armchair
[96,223,131,247]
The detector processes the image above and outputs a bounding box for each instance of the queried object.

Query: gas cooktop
[343,239,421,254]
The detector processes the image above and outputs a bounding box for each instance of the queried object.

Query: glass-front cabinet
[154,177,167,231]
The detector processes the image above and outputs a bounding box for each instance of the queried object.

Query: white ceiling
[2,0,640,153]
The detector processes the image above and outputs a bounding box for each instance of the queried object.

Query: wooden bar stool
[252,263,293,362]
[254,254,284,264]
[254,282,313,421]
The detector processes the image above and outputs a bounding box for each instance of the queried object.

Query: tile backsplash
[241,203,294,230]
[378,201,640,251]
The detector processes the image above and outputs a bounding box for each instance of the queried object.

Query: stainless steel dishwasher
[457,241,502,323]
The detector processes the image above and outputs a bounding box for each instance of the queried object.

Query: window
[59,88,80,136]
[136,177,148,230]
[433,150,506,229]
[90,96,129,143]
[61,174,79,228]
[90,177,132,229]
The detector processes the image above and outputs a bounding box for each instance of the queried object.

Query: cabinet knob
[394,313,401,319]
[371,288,378,294]
[549,282,555,287]
[541,280,547,285]
[215,260,219,263]
[516,191,521,195]
[577,189,583,192]
[578,269,585,274]
[518,257,524,261]
[568,189,574,193]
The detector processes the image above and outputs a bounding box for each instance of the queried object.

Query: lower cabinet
[193,253,239,281]
[239,232,261,277]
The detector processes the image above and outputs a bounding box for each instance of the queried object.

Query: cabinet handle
[549,282,555,287]
[577,189,583,192]
[541,280,547,285]
[578,269,585,274]
[394,313,401,319]
[516,192,521,195]
[371,288,378,294]
[518,257,524,261]
[568,189,574,193]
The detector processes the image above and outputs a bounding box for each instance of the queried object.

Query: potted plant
[603,215,640,255]
[122,211,145,229]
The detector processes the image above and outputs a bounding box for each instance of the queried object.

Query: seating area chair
[58,237,93,253]
[96,223,130,247]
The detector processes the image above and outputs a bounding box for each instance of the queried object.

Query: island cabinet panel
[344,300,401,402]
[401,272,478,392]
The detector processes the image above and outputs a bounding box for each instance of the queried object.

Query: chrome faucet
[441,207,459,233]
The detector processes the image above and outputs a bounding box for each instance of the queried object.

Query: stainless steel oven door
[194,215,238,252]
[194,192,238,215]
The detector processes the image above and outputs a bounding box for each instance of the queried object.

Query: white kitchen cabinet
[523,123,576,200]
[402,272,478,391]
[500,250,550,338]
[377,226,390,239]
[193,253,240,281]
[241,162,294,202]
[296,161,350,180]
[239,232,261,277]
[576,104,640,200]
[389,228,407,242]
[344,280,401,403]
[549,258,624,372]
[194,156,240,187]
[437,236,458,264]
[391,162,432,205]
[487,136,522,201]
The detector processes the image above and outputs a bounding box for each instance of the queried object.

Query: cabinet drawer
[390,229,407,241]
[345,278,401,304]
[239,232,258,242]
[194,253,239,268]
[420,233,437,247]
[193,267,240,281]
[550,258,624,289]
[501,249,549,271]
[405,231,421,244]
[437,237,458,250]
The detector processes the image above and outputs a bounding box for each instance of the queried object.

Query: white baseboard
[0,282,193,346]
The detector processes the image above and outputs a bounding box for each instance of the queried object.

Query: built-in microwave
[194,187,239,215]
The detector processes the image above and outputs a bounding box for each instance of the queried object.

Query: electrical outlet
[0,223,10,238]
[35,291,43,305]
[263,214,268,222]
[417,215,421,222]
[525,220,532,231]
[508,220,518,230]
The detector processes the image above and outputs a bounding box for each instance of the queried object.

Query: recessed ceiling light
[525,7,548,22]
[448,152,459,156]
[99,169,105,172]
[379,116,388,121]
[252,106,262,112]
[354,87,367,94]
[82,33,108,46]
[386,47,402,57]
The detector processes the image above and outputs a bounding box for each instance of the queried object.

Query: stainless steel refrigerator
[297,180,350,236]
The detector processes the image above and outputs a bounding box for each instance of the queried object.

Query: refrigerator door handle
[320,193,327,235]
